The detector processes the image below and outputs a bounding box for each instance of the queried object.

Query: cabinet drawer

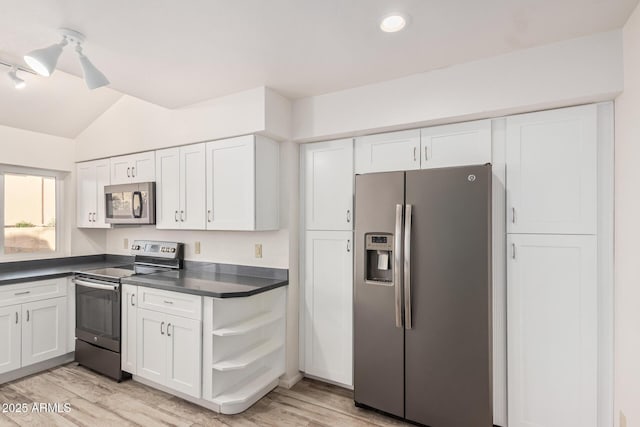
[138,287,202,320]
[0,278,67,308]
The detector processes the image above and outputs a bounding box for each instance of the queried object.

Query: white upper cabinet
[206,135,279,231]
[76,159,111,228]
[355,129,420,174]
[420,120,491,169]
[303,139,354,231]
[506,105,597,235]
[507,234,597,427]
[110,152,156,185]
[156,144,206,230]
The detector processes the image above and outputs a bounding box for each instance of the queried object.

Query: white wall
[292,30,623,142]
[75,86,291,161]
[614,4,640,427]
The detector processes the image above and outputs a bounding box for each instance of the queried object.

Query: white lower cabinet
[0,304,21,374]
[303,230,353,386]
[121,284,137,374]
[134,291,202,399]
[0,279,68,377]
[21,297,67,367]
[507,234,597,427]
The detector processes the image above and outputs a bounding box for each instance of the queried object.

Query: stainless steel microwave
[105,182,156,225]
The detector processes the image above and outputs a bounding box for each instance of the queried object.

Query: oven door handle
[73,278,118,291]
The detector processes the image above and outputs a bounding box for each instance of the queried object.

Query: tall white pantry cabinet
[505,104,613,427]
[300,139,354,387]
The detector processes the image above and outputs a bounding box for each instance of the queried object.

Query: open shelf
[212,312,283,337]
[211,366,277,412]
[211,340,283,372]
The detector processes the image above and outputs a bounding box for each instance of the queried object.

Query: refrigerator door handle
[394,204,403,328]
[404,204,413,330]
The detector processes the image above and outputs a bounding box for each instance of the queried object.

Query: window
[0,166,64,258]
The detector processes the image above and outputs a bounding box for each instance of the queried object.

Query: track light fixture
[0,60,34,89]
[24,28,109,90]
[8,66,26,89]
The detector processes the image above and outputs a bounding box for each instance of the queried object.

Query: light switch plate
[124,238,128,249]
[195,241,201,254]
[621,411,627,427]
[255,243,263,258]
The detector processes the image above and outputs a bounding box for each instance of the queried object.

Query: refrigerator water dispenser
[365,233,393,285]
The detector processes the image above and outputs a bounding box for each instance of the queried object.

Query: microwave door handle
[132,191,143,218]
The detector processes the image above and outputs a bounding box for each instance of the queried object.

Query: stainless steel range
[74,240,184,381]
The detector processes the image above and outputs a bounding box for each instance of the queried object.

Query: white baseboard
[278,372,303,389]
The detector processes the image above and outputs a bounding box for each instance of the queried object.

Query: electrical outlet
[255,243,263,258]
[621,411,627,427]
[195,241,201,255]
[124,238,129,249]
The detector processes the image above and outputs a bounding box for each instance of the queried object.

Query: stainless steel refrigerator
[354,164,492,426]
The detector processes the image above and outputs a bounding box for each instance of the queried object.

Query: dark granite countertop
[122,263,288,298]
[0,255,133,285]
[0,256,288,299]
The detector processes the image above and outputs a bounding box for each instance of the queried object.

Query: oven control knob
[170,248,176,253]
[161,247,166,252]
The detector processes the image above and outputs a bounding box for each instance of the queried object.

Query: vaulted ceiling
[0,0,638,138]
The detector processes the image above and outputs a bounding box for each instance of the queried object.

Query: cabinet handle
[26,310,29,322]
[424,146,429,161]
[512,207,516,224]
[14,291,30,296]
[88,212,92,222]
[346,209,351,223]
[15,312,18,324]
[163,300,174,305]
[131,294,135,306]
[347,239,351,252]
[160,321,165,335]
[413,147,417,161]
[174,210,179,222]
[167,323,172,337]
[512,243,516,259]
[132,166,136,177]
[127,167,131,178]
[93,212,97,222]
[180,210,185,222]
[207,209,212,222]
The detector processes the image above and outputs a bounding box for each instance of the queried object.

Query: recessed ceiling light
[380,14,407,33]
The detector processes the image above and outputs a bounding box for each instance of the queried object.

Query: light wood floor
[0,363,409,426]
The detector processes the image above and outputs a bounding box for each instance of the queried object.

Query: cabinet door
[76,162,97,228]
[136,308,166,384]
[303,139,354,231]
[165,314,202,398]
[93,160,111,228]
[507,234,597,427]
[155,148,181,229]
[0,304,21,374]
[121,285,137,374]
[21,297,66,367]
[180,143,206,230]
[206,136,255,230]
[506,105,597,234]
[304,230,353,386]
[421,120,491,169]
[110,156,133,185]
[131,152,156,183]
[355,129,420,174]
